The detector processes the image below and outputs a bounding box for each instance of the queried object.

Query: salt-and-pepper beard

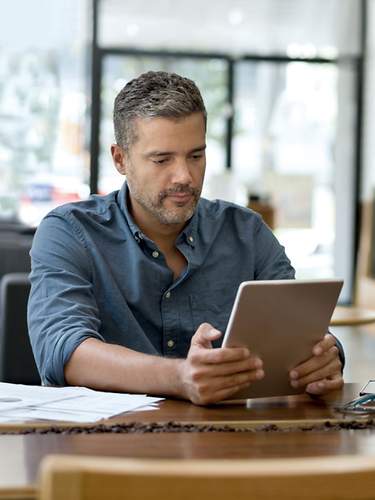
[126,172,201,225]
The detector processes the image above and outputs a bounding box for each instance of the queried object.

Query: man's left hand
[289,333,344,395]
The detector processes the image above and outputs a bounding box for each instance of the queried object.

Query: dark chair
[0,231,33,280]
[0,218,36,234]
[0,273,40,384]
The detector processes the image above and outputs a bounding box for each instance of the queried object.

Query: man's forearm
[64,338,183,397]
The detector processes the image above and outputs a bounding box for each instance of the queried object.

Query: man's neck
[141,220,182,251]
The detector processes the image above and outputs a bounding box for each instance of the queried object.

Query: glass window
[94,0,361,302]
[0,0,89,226]
[232,60,356,300]
[98,55,228,193]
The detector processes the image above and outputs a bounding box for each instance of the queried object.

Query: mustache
[159,185,199,200]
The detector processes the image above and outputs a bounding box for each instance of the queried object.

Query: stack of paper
[0,383,163,423]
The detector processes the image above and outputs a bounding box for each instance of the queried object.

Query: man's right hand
[177,323,264,405]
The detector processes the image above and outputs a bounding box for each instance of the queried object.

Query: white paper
[0,383,163,423]
[0,383,89,412]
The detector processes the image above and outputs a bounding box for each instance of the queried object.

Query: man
[28,71,344,405]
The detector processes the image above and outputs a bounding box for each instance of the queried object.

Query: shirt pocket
[189,292,233,346]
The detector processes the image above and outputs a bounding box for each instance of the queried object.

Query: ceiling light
[228,9,244,26]
[126,24,139,37]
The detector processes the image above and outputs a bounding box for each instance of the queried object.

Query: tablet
[222,279,343,399]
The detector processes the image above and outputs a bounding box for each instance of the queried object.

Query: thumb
[191,323,222,348]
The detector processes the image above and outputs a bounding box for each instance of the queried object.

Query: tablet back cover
[222,279,343,399]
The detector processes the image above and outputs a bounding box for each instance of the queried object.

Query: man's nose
[171,158,193,184]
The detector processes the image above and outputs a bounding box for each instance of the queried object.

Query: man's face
[113,112,206,226]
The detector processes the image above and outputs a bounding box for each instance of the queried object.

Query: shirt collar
[117,182,143,240]
[117,181,199,247]
[179,205,198,247]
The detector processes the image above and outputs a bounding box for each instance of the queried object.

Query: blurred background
[0,0,374,307]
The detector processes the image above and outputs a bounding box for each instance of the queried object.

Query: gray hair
[113,71,207,150]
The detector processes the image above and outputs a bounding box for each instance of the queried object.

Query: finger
[290,345,339,380]
[305,373,344,395]
[192,346,251,365]
[291,357,342,388]
[312,333,336,356]
[209,382,255,404]
[212,368,265,392]
[195,379,255,405]
[198,374,264,405]
[190,355,262,379]
[208,356,263,377]
[191,323,222,348]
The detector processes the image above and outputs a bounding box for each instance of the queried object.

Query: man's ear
[111,144,128,175]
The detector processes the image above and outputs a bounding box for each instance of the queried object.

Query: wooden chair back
[355,200,375,309]
[330,201,375,326]
[39,454,375,500]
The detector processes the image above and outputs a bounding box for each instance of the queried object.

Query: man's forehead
[145,144,206,158]
[132,112,205,130]
[130,113,206,150]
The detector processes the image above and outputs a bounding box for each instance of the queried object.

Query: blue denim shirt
[28,182,328,386]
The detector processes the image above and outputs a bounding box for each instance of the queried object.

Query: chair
[0,230,33,280]
[0,273,40,384]
[39,454,375,500]
[0,217,36,234]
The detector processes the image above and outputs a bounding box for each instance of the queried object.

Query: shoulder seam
[48,210,95,279]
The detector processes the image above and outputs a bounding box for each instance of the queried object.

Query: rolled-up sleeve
[27,212,104,386]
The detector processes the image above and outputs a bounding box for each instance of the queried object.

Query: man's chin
[157,206,196,225]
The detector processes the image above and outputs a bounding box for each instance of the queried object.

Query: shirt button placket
[163,290,174,352]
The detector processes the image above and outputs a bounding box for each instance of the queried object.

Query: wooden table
[0,383,374,500]
[330,305,375,326]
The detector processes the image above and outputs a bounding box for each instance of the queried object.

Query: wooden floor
[331,324,375,383]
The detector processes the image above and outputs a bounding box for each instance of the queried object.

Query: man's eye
[191,154,203,161]
[153,158,168,165]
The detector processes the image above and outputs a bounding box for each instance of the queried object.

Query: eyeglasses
[335,394,375,415]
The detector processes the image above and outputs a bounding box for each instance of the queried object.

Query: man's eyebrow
[145,150,174,158]
[189,145,206,154]
[145,145,207,158]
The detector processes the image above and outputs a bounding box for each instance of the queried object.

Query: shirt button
[167,339,175,348]
[165,291,171,299]
[188,236,194,243]
[152,250,159,258]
